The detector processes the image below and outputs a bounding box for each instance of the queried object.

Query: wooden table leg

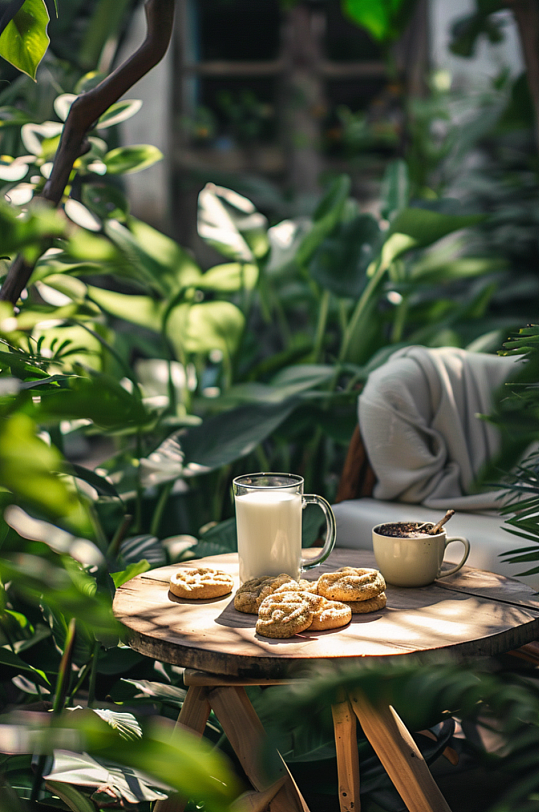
[349,690,452,812]
[153,685,211,812]
[332,695,361,812]
[208,685,310,812]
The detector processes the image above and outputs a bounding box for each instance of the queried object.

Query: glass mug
[233,473,336,583]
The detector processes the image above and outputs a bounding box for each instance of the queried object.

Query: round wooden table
[113,549,539,812]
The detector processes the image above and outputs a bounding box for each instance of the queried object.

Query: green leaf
[140,400,296,483]
[44,751,168,804]
[87,285,163,332]
[82,184,129,222]
[198,183,269,262]
[54,93,77,122]
[45,782,96,812]
[380,159,410,220]
[342,0,415,42]
[110,560,150,588]
[180,400,297,474]
[119,535,166,568]
[37,371,150,431]
[0,200,65,254]
[388,207,483,251]
[197,517,237,554]
[119,679,187,707]
[129,217,202,294]
[97,99,142,128]
[0,413,86,526]
[4,505,104,568]
[103,144,163,174]
[217,364,335,408]
[68,463,120,499]
[102,219,200,297]
[309,213,380,297]
[296,175,351,266]
[198,262,258,292]
[55,712,240,809]
[91,708,142,740]
[0,0,50,80]
[0,554,118,637]
[0,645,49,687]
[166,300,245,361]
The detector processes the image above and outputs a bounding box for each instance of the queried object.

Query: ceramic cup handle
[438,535,470,579]
[300,494,336,571]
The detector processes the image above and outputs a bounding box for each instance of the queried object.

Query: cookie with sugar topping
[255,592,314,638]
[344,592,387,613]
[317,567,385,602]
[169,567,234,600]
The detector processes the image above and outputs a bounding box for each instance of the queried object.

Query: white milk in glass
[235,489,302,582]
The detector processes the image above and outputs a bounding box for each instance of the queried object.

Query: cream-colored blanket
[358,346,519,511]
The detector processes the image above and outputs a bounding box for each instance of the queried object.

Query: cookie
[272,578,319,597]
[234,576,275,614]
[255,573,299,608]
[303,594,352,631]
[317,568,385,602]
[345,592,387,613]
[256,592,314,638]
[169,567,234,600]
[234,574,297,614]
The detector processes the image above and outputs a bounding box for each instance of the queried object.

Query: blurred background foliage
[0,0,539,809]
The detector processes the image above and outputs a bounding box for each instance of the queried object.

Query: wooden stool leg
[153,685,211,812]
[332,695,361,812]
[208,686,311,812]
[349,691,452,812]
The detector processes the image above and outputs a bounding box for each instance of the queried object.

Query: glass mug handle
[300,494,336,571]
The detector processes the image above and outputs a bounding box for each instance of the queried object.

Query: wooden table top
[113,549,539,678]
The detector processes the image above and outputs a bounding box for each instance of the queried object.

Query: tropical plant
[252,654,539,812]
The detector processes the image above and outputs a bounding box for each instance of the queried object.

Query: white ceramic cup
[372,523,470,588]
[233,473,336,583]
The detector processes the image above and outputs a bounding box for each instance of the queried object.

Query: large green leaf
[0,199,65,254]
[214,366,334,409]
[97,99,143,129]
[166,301,245,361]
[140,400,296,484]
[38,711,241,810]
[198,183,269,262]
[0,554,117,637]
[388,207,483,252]
[110,560,150,588]
[82,184,129,222]
[119,679,187,708]
[180,400,297,474]
[0,645,49,688]
[103,144,163,174]
[309,213,380,297]
[342,0,415,42]
[380,159,410,221]
[44,751,169,804]
[119,535,166,568]
[87,285,163,332]
[0,413,87,527]
[44,782,96,812]
[4,506,105,568]
[296,175,351,266]
[198,262,258,293]
[36,371,150,431]
[103,219,201,297]
[0,0,49,80]
[129,218,202,294]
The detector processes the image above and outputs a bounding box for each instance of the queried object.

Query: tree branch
[0,0,175,304]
